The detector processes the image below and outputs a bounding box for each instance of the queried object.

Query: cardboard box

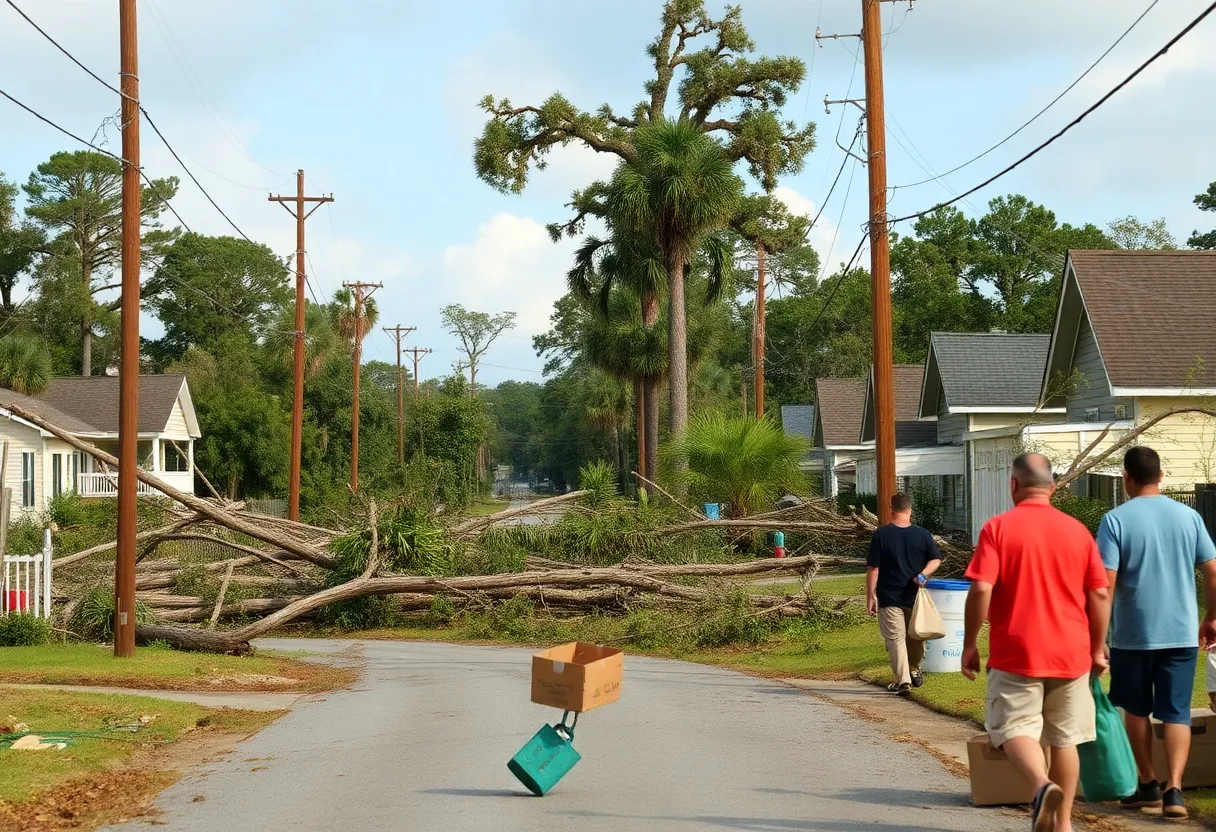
[1152,710,1216,788]
[531,642,623,713]
[968,735,1051,806]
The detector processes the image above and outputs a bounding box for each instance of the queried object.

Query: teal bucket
[508,713,580,796]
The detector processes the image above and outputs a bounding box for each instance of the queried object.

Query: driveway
[102,639,1025,832]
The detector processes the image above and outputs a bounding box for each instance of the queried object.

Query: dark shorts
[1109,647,1198,725]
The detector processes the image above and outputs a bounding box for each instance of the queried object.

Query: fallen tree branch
[450,490,589,536]
[208,562,236,629]
[654,519,852,536]
[631,471,705,520]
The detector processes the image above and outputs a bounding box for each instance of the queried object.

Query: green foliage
[1051,491,1110,533]
[837,491,878,517]
[579,460,618,506]
[71,588,157,642]
[1191,181,1216,250]
[665,412,807,517]
[1107,215,1177,250]
[427,594,458,626]
[910,486,943,534]
[0,335,51,394]
[330,505,453,579]
[0,613,51,647]
[439,304,516,390]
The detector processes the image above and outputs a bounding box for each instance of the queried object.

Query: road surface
[104,639,1025,832]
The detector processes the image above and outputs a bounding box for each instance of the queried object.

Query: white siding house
[0,374,201,513]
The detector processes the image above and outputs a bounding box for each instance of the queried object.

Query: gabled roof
[919,332,1056,417]
[44,374,198,436]
[862,364,937,447]
[813,377,867,448]
[0,388,103,436]
[1042,250,1216,401]
[780,405,816,440]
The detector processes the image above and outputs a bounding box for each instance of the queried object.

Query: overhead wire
[890,0,1216,226]
[893,0,1162,190]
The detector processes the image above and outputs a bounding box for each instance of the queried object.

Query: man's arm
[865,567,879,617]
[919,557,942,584]
[1086,585,1112,675]
[1201,559,1216,648]
[961,581,992,680]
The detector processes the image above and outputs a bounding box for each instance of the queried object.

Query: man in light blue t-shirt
[1098,446,1216,821]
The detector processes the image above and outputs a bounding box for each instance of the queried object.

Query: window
[52,454,63,498]
[21,452,34,508]
[1114,404,1127,420]
[164,443,189,473]
[1084,407,1100,423]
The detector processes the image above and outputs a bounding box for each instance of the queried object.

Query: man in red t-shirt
[963,453,1111,832]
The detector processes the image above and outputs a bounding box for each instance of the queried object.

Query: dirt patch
[205,674,296,688]
[0,710,285,832]
[891,731,969,779]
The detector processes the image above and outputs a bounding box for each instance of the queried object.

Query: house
[811,377,868,497]
[917,332,1064,540]
[962,250,1216,538]
[0,374,201,513]
[855,364,965,527]
[779,404,824,485]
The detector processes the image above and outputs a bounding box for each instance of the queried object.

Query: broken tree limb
[631,471,705,520]
[1,399,335,569]
[450,490,589,536]
[208,562,236,629]
[1055,406,1216,490]
[654,519,853,536]
[142,533,309,576]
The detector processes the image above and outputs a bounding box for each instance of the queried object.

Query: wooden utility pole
[343,281,382,491]
[861,0,896,524]
[268,173,333,522]
[405,347,431,399]
[115,0,141,658]
[753,243,767,420]
[382,325,416,464]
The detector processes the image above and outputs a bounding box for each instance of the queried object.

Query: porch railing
[2,529,53,618]
[77,472,159,498]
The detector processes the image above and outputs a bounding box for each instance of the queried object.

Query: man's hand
[1091,646,1110,677]
[866,595,878,617]
[1201,615,1216,649]
[961,645,981,681]
[914,573,928,587]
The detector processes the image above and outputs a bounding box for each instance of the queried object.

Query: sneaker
[886,682,912,698]
[911,670,925,689]
[1031,782,1064,832]
[1121,780,1162,810]
[1144,787,1187,821]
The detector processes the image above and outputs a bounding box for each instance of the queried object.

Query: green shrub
[71,588,157,642]
[319,595,400,631]
[426,595,458,626]
[579,460,618,507]
[0,613,52,646]
[837,491,878,516]
[910,486,943,533]
[1052,491,1110,533]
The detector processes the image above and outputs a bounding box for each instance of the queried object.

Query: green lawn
[0,643,353,692]
[0,688,281,818]
[465,497,511,517]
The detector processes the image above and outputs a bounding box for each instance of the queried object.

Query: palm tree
[0,335,52,395]
[665,412,808,518]
[330,287,379,351]
[606,119,741,436]
[267,302,341,381]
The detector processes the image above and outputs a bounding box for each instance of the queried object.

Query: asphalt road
[103,639,1023,832]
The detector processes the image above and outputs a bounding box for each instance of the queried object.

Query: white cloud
[772,184,857,277]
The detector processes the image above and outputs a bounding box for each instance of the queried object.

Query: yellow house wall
[1136,398,1216,488]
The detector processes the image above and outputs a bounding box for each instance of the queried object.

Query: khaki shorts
[985,669,1095,749]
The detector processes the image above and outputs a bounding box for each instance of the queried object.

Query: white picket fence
[1,529,53,619]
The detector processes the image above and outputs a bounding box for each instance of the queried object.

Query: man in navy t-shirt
[866,492,942,697]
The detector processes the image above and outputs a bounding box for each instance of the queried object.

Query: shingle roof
[931,332,1052,408]
[1070,251,1216,389]
[896,420,940,448]
[42,375,187,435]
[0,388,101,435]
[814,377,866,447]
[892,364,925,421]
[780,405,816,440]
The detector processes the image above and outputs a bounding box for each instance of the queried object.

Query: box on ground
[531,642,623,713]
[1151,710,1216,788]
[968,735,1051,806]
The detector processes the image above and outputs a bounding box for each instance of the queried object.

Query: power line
[803,235,870,337]
[893,0,1161,191]
[0,87,129,164]
[808,117,864,237]
[891,0,1216,226]
[814,155,861,288]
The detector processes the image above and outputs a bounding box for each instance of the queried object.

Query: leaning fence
[1,529,53,618]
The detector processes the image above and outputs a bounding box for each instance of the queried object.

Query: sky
[2,0,1214,387]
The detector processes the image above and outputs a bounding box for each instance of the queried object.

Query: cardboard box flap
[531,641,623,714]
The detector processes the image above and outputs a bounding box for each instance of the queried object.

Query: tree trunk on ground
[667,253,688,436]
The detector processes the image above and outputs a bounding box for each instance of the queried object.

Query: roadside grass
[0,688,282,809]
[465,497,511,517]
[0,643,354,693]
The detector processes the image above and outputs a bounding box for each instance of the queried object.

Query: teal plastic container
[704,503,720,520]
[508,713,581,796]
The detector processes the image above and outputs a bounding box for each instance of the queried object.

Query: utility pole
[382,325,416,464]
[405,347,431,399]
[861,0,896,524]
[343,281,382,491]
[115,0,140,658]
[753,243,767,420]
[268,173,333,522]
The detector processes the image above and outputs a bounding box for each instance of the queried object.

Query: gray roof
[780,405,816,440]
[0,387,102,435]
[814,377,867,447]
[924,332,1052,414]
[44,375,187,435]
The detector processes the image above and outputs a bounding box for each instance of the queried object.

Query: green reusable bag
[1078,677,1137,802]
